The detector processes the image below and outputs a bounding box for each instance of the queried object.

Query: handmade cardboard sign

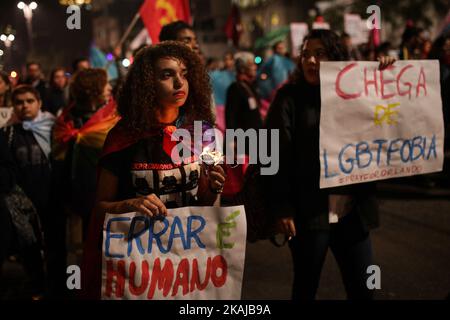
[319,60,444,188]
[101,205,246,300]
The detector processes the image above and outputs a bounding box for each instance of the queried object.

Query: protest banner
[0,107,13,128]
[319,60,444,188]
[101,205,246,300]
[290,22,308,58]
[344,13,367,45]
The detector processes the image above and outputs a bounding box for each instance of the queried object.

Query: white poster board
[319,60,444,188]
[290,22,309,58]
[344,13,366,45]
[101,205,246,300]
[0,108,13,128]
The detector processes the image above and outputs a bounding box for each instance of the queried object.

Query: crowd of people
[0,18,449,300]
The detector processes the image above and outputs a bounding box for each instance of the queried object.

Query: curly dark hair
[290,29,346,84]
[70,68,108,109]
[117,41,214,133]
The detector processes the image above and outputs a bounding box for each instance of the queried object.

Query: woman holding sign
[81,42,226,299]
[265,29,395,300]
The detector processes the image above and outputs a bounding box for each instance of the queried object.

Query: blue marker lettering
[105,217,131,258]
[127,215,149,257]
[186,215,206,249]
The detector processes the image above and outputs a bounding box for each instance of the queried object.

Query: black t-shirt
[99,134,201,209]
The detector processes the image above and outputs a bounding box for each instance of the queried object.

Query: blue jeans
[289,212,374,300]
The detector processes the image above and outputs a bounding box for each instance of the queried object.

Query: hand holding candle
[200,148,226,194]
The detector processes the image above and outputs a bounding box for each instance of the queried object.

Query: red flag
[139,0,191,43]
[224,4,242,47]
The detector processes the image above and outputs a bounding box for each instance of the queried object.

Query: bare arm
[93,168,168,220]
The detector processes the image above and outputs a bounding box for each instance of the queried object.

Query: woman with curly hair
[81,41,226,299]
[264,29,395,300]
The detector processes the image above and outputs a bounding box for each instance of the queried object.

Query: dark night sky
[0,0,144,77]
[0,0,94,75]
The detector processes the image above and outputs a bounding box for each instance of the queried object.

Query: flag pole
[105,11,140,71]
[116,11,141,52]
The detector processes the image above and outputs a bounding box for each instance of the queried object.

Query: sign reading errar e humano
[101,205,246,300]
[319,60,444,188]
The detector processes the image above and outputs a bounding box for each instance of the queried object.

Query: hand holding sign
[102,206,247,300]
[377,56,396,70]
[123,193,168,217]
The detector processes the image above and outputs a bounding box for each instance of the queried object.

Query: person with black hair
[22,62,48,108]
[399,26,425,60]
[264,29,395,300]
[159,20,199,54]
[71,58,91,74]
[1,85,55,299]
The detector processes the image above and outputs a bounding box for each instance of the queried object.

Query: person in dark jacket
[223,52,263,202]
[0,132,16,279]
[1,85,56,299]
[225,52,263,132]
[264,29,395,300]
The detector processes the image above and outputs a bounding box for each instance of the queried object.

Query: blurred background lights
[122,58,131,67]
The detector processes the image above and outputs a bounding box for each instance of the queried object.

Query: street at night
[0,0,449,309]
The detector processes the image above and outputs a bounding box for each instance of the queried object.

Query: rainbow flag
[53,99,120,161]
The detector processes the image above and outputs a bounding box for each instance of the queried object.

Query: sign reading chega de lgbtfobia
[319,60,444,188]
[101,205,246,300]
